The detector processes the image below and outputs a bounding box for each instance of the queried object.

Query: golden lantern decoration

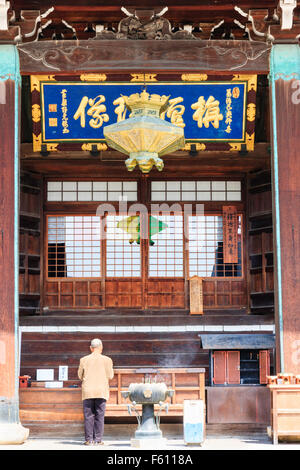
[103,90,185,173]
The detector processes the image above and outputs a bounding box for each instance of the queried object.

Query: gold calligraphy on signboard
[191,95,223,129]
[73,95,109,129]
[160,96,186,128]
[223,206,238,264]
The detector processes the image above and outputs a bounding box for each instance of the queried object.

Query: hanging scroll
[223,206,238,264]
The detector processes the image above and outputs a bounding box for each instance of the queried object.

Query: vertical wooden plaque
[223,206,238,264]
[189,276,203,315]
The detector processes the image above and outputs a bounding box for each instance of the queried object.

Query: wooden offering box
[268,384,300,444]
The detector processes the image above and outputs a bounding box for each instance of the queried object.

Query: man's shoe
[94,441,105,446]
[84,441,94,446]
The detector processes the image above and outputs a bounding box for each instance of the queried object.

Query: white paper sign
[45,381,63,389]
[184,400,204,424]
[59,366,68,381]
[36,369,54,381]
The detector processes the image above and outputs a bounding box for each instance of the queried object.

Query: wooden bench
[20,367,205,422]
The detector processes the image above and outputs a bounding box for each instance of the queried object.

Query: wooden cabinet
[268,385,300,444]
[212,349,270,385]
[213,351,240,385]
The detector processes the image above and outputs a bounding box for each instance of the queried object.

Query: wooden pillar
[0,45,29,444]
[269,45,300,374]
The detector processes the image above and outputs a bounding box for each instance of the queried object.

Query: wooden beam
[18,39,270,74]
[20,150,270,177]
[11,1,279,9]
[20,142,270,176]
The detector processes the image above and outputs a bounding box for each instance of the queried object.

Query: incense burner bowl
[122,382,174,440]
[125,382,172,404]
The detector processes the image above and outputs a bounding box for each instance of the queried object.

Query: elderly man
[78,338,114,446]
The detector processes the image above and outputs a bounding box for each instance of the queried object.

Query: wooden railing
[20,368,205,421]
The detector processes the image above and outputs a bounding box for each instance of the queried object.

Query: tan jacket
[77,351,114,401]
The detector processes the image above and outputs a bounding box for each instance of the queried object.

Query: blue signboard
[40,81,247,144]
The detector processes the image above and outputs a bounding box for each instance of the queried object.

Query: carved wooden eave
[0,7,55,43]
[93,7,198,40]
[2,2,300,44]
[235,4,300,42]
[17,39,271,74]
[279,0,297,30]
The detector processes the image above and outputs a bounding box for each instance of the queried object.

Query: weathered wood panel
[20,353,207,369]
[147,279,185,309]
[105,279,142,308]
[20,331,209,380]
[45,280,103,309]
[206,386,270,424]
[18,40,270,74]
[203,280,247,309]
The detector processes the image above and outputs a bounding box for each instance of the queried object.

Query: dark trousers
[83,398,107,442]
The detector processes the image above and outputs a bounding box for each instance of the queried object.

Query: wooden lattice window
[106,215,141,278]
[47,215,101,278]
[47,181,138,202]
[188,215,242,278]
[148,215,184,277]
[151,180,242,201]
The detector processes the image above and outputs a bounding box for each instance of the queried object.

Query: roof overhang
[199,333,275,350]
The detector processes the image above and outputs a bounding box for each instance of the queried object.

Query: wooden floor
[22,421,267,439]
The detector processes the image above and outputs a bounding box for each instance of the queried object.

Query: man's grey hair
[90,338,102,349]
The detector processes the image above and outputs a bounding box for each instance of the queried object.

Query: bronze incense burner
[121,382,174,439]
